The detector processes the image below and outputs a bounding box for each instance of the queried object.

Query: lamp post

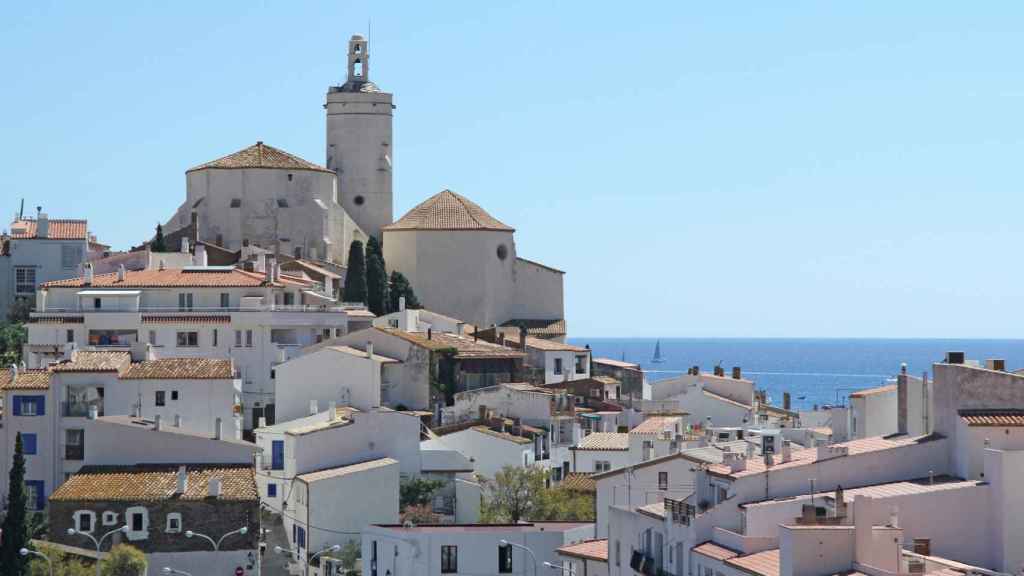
[276,543,340,576]
[500,539,538,576]
[21,547,53,576]
[544,561,577,575]
[162,568,194,576]
[68,524,129,576]
[185,526,248,551]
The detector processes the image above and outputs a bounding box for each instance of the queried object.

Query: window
[212,329,218,347]
[235,330,243,347]
[230,198,241,208]
[126,506,149,540]
[553,358,563,375]
[24,481,44,511]
[165,513,182,533]
[74,510,96,533]
[62,245,82,269]
[441,545,458,573]
[15,267,36,295]
[178,293,194,311]
[22,433,37,455]
[171,390,179,401]
[93,297,102,310]
[220,293,230,308]
[615,540,621,566]
[371,540,378,576]
[271,440,284,470]
[65,429,84,461]
[293,247,302,258]
[498,543,513,573]
[155,391,166,406]
[148,330,157,345]
[14,395,44,417]
[296,526,306,549]
[354,195,365,206]
[595,460,611,473]
[176,331,198,347]
[246,330,253,347]
[659,471,668,491]
[283,292,295,306]
[335,328,344,337]
[276,198,288,208]
[388,319,399,328]
[267,483,277,498]
[643,440,653,461]
[496,244,508,260]
[575,355,587,374]
[66,329,75,343]
[102,511,118,526]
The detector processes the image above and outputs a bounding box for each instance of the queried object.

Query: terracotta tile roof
[51,351,131,373]
[41,267,305,288]
[10,218,88,240]
[382,189,514,232]
[557,539,608,562]
[959,409,1024,427]
[850,384,897,398]
[0,369,51,390]
[122,358,235,380]
[49,464,257,502]
[742,477,981,508]
[574,432,629,451]
[593,357,641,370]
[297,457,397,482]
[187,142,333,174]
[501,318,566,337]
[726,548,780,576]
[520,335,588,353]
[375,327,525,359]
[29,316,84,324]
[693,541,740,561]
[560,473,596,493]
[141,315,231,324]
[630,416,682,435]
[637,501,666,520]
[707,434,941,479]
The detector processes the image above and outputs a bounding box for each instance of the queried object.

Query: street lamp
[162,568,194,576]
[500,539,538,576]
[544,561,576,575]
[277,543,341,576]
[68,525,129,576]
[21,547,53,576]
[185,526,248,551]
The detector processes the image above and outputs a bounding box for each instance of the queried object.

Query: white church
[161,34,565,335]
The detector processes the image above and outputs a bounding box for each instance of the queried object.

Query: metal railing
[34,303,366,315]
[61,401,103,418]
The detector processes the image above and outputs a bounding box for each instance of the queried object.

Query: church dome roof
[187,141,333,174]
[383,189,514,232]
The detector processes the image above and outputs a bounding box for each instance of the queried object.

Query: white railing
[33,304,367,315]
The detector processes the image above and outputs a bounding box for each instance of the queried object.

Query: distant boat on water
[651,340,666,364]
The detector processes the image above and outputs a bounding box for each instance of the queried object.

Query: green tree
[99,544,146,576]
[151,223,167,252]
[365,237,388,316]
[400,477,445,509]
[0,322,28,366]
[337,540,361,576]
[400,503,441,525]
[1,433,31,575]
[7,297,32,323]
[536,487,596,522]
[480,466,548,524]
[342,240,367,304]
[28,544,93,576]
[387,271,421,311]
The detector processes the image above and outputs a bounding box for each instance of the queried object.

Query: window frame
[553,357,563,375]
[165,512,182,533]
[74,510,96,534]
[102,511,118,526]
[14,266,37,295]
[125,506,149,541]
[441,545,458,574]
[498,543,513,573]
[176,331,199,348]
[155,391,166,407]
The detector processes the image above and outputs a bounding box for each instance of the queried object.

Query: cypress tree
[152,224,167,252]
[388,271,422,311]
[1,432,30,575]
[365,237,388,315]
[342,240,367,305]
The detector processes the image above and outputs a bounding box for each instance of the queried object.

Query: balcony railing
[33,303,367,315]
[61,401,103,418]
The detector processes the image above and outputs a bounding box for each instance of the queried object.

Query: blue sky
[2,2,1022,338]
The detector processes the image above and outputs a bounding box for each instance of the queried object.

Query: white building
[0,213,89,317]
[650,368,755,429]
[25,263,373,428]
[570,433,631,474]
[556,538,609,576]
[362,522,595,576]
[373,305,466,335]
[382,189,564,331]
[847,383,897,440]
[422,424,540,479]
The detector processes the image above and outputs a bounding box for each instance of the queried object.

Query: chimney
[159,259,166,271]
[897,371,908,435]
[154,414,163,431]
[309,399,319,415]
[36,212,49,238]
[519,326,527,351]
[194,244,207,267]
[889,505,900,528]
[427,328,432,340]
[84,263,94,285]
[781,440,792,463]
[214,417,223,440]
[479,405,488,421]
[88,405,98,420]
[714,366,724,377]
[783,392,791,411]
[732,366,742,380]
[265,254,275,283]
[945,351,965,364]
[854,496,872,562]
[834,485,847,518]
[399,296,406,312]
[690,366,699,376]
[800,505,817,524]
[985,359,1006,371]
[117,264,126,282]
[10,363,17,382]
[175,465,188,494]
[366,341,374,359]
[189,210,199,249]
[174,414,182,427]
[258,416,267,428]
[180,236,190,254]
[208,477,222,499]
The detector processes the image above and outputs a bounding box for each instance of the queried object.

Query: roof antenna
[18,198,24,220]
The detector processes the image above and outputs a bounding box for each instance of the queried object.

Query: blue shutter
[35,395,45,416]
[272,440,284,470]
[298,527,306,549]
[23,433,37,455]
[267,483,277,497]
[12,396,21,416]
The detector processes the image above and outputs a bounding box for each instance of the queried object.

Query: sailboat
[651,340,666,364]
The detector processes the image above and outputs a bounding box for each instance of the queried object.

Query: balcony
[61,401,103,418]
[34,303,368,315]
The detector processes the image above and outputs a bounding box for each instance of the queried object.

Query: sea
[567,338,1024,411]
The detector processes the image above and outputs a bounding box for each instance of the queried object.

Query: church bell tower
[325,34,394,240]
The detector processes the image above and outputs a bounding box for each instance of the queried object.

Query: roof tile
[122,358,235,380]
[10,218,88,240]
[382,190,513,232]
[49,464,257,502]
[188,142,332,174]
[574,432,629,451]
[557,539,608,562]
[0,369,51,390]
